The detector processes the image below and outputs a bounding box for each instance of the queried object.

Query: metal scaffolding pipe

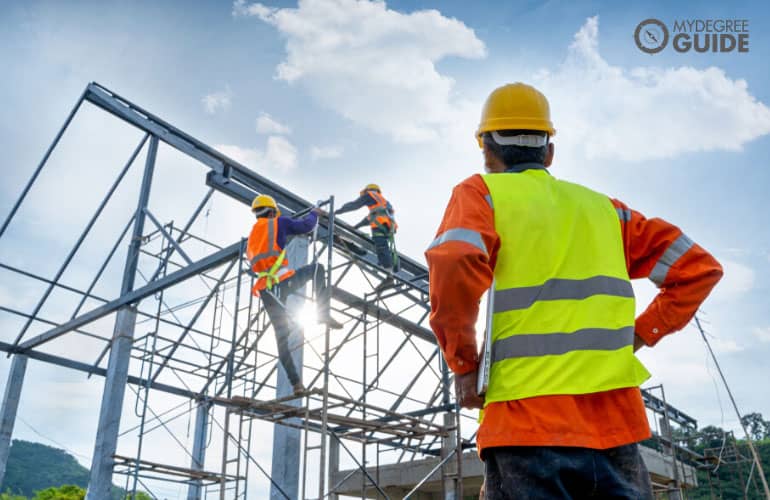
[0,355,28,485]
[186,401,211,500]
[86,135,158,499]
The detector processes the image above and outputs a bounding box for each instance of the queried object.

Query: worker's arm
[336,194,369,215]
[281,212,318,236]
[426,175,499,375]
[612,199,723,347]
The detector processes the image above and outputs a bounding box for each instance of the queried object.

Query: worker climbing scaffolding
[246,194,344,394]
[337,184,399,274]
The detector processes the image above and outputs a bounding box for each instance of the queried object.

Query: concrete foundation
[331,445,697,499]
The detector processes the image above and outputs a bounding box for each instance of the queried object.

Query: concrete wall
[332,445,697,498]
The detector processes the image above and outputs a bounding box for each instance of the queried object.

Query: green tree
[0,441,88,496]
[0,491,27,500]
[124,494,152,500]
[695,425,727,449]
[741,412,770,441]
[31,485,84,500]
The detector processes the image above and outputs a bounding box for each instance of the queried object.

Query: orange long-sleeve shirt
[426,173,723,453]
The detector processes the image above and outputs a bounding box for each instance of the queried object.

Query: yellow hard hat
[476,83,556,148]
[251,194,279,215]
[360,183,380,195]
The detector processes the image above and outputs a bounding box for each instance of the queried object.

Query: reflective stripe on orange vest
[366,191,395,233]
[246,217,295,294]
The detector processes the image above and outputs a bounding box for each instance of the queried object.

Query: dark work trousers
[484,444,654,500]
[260,264,328,387]
[372,231,396,271]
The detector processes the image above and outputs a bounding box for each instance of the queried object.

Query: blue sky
[2,0,770,496]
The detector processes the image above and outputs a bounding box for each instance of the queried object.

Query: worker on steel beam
[337,184,399,276]
[247,194,344,393]
[425,83,723,499]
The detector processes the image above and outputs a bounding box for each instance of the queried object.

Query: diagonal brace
[18,241,242,351]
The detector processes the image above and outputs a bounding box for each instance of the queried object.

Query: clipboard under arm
[477,280,495,396]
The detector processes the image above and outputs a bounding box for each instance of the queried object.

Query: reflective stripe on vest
[366,191,394,232]
[246,217,294,293]
[482,170,650,404]
[249,218,283,268]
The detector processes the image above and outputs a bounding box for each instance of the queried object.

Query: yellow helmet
[251,194,280,215]
[476,83,555,148]
[361,183,380,195]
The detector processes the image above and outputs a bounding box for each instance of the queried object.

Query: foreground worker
[425,83,723,498]
[247,195,343,393]
[337,184,399,274]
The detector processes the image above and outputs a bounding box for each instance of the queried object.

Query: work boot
[292,382,306,395]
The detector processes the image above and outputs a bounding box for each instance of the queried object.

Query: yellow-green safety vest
[482,169,650,405]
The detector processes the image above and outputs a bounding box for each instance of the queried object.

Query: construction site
[0,82,767,500]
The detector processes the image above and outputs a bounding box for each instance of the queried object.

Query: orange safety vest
[246,217,295,295]
[365,191,397,233]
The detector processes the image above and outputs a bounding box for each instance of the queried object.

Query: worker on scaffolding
[337,184,399,282]
[425,83,723,499]
[247,194,344,394]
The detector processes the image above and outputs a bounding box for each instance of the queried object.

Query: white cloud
[310,145,343,160]
[216,135,298,171]
[535,17,770,161]
[709,336,744,354]
[201,85,232,114]
[235,0,486,143]
[708,259,755,303]
[753,327,770,343]
[256,112,291,134]
[216,143,263,167]
[265,135,298,170]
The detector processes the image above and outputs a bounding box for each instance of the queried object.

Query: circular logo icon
[634,18,669,54]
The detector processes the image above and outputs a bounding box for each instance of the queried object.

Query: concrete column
[187,401,211,500]
[441,412,458,500]
[86,136,157,500]
[270,237,308,500]
[0,355,28,485]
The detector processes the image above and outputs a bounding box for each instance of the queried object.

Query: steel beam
[186,401,211,500]
[86,136,158,499]
[0,355,27,485]
[11,134,148,348]
[18,241,241,351]
[331,288,434,343]
[270,237,308,500]
[0,89,87,239]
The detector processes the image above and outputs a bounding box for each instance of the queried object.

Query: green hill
[0,440,148,500]
[1,441,89,497]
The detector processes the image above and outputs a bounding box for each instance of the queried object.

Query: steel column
[0,355,28,485]
[186,401,211,500]
[270,237,308,500]
[86,136,158,499]
[329,439,340,500]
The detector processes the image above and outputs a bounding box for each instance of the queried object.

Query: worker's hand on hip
[454,370,484,409]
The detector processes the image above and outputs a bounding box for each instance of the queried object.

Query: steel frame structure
[0,82,712,499]
[0,82,462,499]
